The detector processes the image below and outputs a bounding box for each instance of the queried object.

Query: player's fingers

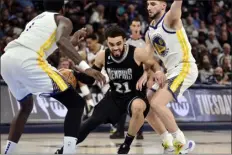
[136,81,139,90]
[97,73,106,85]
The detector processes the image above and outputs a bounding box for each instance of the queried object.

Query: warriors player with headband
[1,0,105,154]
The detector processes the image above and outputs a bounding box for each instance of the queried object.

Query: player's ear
[124,37,127,43]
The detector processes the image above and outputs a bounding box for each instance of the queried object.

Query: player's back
[105,45,145,95]
[4,11,58,59]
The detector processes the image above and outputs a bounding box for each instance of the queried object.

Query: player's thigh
[128,97,150,118]
[1,53,31,101]
[150,83,174,107]
[19,59,69,95]
[179,64,198,96]
[92,92,120,123]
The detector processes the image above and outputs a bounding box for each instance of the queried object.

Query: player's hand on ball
[84,68,106,85]
[153,71,166,88]
[136,71,148,91]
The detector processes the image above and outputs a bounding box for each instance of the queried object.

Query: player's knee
[150,99,161,113]
[131,99,146,116]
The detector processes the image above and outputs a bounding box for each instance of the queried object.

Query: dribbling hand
[84,68,106,86]
[136,71,148,91]
[153,71,166,88]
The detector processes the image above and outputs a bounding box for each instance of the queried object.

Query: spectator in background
[221,57,232,82]
[190,38,200,64]
[198,31,207,45]
[184,16,195,38]
[205,31,222,52]
[210,47,220,68]
[192,8,201,29]
[218,43,231,66]
[89,4,106,24]
[199,54,214,84]
[199,21,208,34]
[212,67,230,85]
[57,57,73,70]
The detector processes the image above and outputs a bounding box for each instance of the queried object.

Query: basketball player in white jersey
[1,0,105,154]
[137,0,198,154]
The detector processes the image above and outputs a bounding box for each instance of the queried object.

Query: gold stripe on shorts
[37,30,68,91]
[170,29,191,92]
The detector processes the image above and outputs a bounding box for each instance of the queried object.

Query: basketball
[59,68,77,89]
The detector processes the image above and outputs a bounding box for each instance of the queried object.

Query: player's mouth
[113,50,121,57]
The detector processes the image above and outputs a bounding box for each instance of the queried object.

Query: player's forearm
[57,37,83,65]
[70,36,78,47]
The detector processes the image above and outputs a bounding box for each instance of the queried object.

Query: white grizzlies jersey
[86,45,105,63]
[5,12,58,59]
[147,13,196,78]
[126,38,146,48]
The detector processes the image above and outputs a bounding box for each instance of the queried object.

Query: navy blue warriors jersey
[105,45,146,95]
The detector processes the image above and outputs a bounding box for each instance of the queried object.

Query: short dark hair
[105,25,126,39]
[130,18,141,25]
[43,0,64,12]
[86,34,98,40]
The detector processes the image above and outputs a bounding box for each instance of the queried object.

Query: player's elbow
[56,36,65,47]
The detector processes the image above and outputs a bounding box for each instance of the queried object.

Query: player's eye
[116,42,122,46]
[109,43,114,47]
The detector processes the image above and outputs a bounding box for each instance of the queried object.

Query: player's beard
[150,11,162,21]
[111,47,125,61]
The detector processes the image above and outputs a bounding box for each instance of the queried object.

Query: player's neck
[92,43,101,54]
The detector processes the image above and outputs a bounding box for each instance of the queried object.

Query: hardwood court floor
[1,131,231,154]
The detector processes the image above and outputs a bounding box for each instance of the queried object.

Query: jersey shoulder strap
[104,48,110,69]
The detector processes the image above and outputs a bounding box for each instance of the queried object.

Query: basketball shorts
[1,46,69,102]
[91,90,150,125]
[151,63,198,101]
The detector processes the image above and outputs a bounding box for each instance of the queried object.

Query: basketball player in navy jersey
[55,25,165,154]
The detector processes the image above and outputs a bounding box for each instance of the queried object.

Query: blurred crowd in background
[0,0,231,85]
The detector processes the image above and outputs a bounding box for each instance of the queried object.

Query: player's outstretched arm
[55,15,105,84]
[166,0,182,23]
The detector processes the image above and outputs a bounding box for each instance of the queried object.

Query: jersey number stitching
[114,82,131,93]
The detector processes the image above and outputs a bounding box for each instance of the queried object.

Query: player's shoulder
[96,49,106,58]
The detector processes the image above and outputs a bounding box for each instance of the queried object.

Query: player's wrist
[77,61,90,71]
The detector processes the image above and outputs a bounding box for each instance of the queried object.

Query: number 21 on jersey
[114,82,131,93]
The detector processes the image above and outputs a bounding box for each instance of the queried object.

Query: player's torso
[5,11,58,59]
[86,45,105,64]
[126,38,145,48]
[105,45,144,94]
[147,13,196,75]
